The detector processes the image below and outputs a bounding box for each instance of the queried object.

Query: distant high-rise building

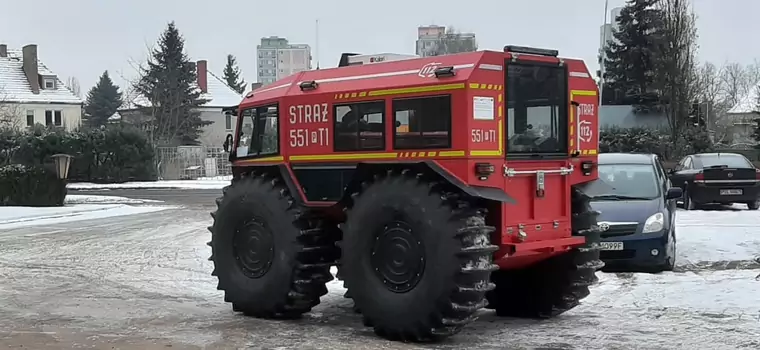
[415,25,476,57]
[256,36,312,86]
[599,7,624,55]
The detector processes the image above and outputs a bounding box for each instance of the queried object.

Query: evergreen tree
[134,21,211,146]
[83,71,123,128]
[223,54,246,94]
[603,0,664,107]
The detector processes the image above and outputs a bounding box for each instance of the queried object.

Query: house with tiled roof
[118,60,244,147]
[0,44,83,130]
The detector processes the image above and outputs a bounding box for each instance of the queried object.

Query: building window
[26,110,34,126]
[393,95,452,149]
[54,111,62,126]
[334,101,385,151]
[44,79,55,89]
[45,110,53,125]
[225,113,232,130]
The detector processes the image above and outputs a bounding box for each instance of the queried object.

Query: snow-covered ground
[0,194,176,230]
[0,204,758,349]
[68,179,230,190]
[64,194,163,205]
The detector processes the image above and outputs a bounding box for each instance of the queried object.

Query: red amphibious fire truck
[208,46,603,343]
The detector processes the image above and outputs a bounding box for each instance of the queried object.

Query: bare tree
[430,26,478,56]
[656,0,700,144]
[66,76,82,98]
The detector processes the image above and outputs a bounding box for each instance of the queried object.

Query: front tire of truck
[485,186,604,318]
[208,173,339,318]
[340,170,498,342]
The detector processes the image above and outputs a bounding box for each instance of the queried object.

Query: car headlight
[642,212,664,233]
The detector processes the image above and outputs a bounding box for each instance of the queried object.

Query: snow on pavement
[0,204,759,348]
[676,208,760,267]
[64,194,163,205]
[68,179,230,190]
[0,194,176,230]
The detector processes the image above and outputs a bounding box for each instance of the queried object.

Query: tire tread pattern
[207,172,339,318]
[341,169,498,342]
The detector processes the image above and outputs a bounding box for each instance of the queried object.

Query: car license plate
[600,242,624,251]
[720,189,742,195]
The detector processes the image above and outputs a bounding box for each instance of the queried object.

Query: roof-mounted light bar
[299,80,318,91]
[433,66,455,78]
[504,45,559,57]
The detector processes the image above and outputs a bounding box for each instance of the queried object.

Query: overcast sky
[0,0,754,93]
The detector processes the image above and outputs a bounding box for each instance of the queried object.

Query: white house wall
[199,107,237,148]
[8,102,82,131]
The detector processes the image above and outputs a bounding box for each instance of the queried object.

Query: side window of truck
[392,95,452,149]
[334,100,385,151]
[236,104,279,158]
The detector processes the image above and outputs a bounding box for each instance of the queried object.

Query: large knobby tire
[208,173,339,318]
[341,170,498,342]
[485,187,603,318]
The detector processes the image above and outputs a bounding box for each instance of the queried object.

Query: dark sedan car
[669,153,760,210]
[579,153,682,272]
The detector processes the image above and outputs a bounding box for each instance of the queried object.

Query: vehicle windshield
[584,163,660,200]
[698,154,752,168]
[506,63,567,157]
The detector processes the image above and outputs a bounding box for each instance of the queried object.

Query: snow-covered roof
[0,49,82,104]
[124,65,243,110]
[727,85,760,114]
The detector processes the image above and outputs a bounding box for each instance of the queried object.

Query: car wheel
[746,200,760,210]
[657,229,676,272]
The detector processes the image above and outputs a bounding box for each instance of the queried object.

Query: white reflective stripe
[569,71,590,78]
[478,64,502,71]
[296,63,476,85]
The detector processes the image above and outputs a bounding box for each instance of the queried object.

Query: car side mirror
[665,187,683,200]
[395,120,401,128]
[223,133,233,152]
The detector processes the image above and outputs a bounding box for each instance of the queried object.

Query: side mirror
[223,133,233,152]
[665,187,683,200]
[395,120,401,128]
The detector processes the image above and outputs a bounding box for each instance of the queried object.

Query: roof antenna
[315,19,320,70]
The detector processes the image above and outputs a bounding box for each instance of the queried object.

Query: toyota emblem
[598,222,610,232]
[728,172,733,178]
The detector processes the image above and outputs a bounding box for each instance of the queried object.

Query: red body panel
[233,50,600,269]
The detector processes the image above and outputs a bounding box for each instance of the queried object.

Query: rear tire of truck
[208,173,339,318]
[340,170,498,342]
[746,200,759,210]
[485,187,603,318]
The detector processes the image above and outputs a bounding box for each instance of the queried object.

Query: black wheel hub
[233,220,274,278]
[370,220,425,293]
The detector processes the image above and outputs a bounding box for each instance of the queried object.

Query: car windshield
[584,163,660,200]
[698,154,752,168]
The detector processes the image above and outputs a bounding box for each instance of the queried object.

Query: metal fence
[155,146,232,180]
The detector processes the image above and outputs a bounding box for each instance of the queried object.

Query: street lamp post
[51,154,72,180]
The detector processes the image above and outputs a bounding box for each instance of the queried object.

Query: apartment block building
[256,36,312,86]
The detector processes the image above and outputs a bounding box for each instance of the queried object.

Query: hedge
[0,124,156,183]
[599,126,714,161]
[0,164,67,206]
